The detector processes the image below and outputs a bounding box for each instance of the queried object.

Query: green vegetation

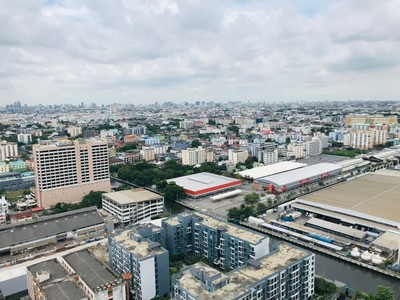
[43,191,104,215]
[163,182,186,201]
[323,147,367,157]
[191,139,202,148]
[3,189,31,203]
[314,277,338,298]
[244,192,260,205]
[355,286,395,300]
[117,142,137,152]
[117,160,227,189]
[228,204,257,221]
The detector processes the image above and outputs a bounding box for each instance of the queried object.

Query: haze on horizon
[1,0,400,106]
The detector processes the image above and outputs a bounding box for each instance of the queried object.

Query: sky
[1,0,400,106]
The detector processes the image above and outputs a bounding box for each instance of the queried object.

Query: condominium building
[349,125,388,150]
[228,149,249,165]
[33,140,111,208]
[27,250,126,300]
[182,147,206,166]
[259,149,279,165]
[0,141,18,161]
[17,133,32,144]
[108,229,170,300]
[305,139,322,157]
[66,126,82,138]
[102,188,164,225]
[162,212,270,270]
[141,147,155,161]
[172,243,315,300]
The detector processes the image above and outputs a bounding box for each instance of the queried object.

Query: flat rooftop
[110,230,167,259]
[63,250,116,290]
[174,243,308,300]
[237,161,307,179]
[167,172,241,192]
[194,212,267,245]
[257,163,342,186]
[299,174,400,225]
[103,188,162,205]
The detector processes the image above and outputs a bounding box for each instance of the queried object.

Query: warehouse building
[102,188,164,225]
[237,161,307,180]
[172,243,315,300]
[167,172,241,199]
[256,163,342,193]
[0,207,105,256]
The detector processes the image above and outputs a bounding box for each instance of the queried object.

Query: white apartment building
[67,126,82,137]
[17,133,32,144]
[182,147,206,166]
[228,149,249,165]
[287,143,306,159]
[0,141,18,161]
[260,149,279,165]
[0,196,9,225]
[33,140,111,208]
[306,139,322,156]
[102,188,164,225]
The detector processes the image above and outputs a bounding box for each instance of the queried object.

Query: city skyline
[1,0,400,106]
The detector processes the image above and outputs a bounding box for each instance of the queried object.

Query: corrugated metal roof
[237,161,307,179]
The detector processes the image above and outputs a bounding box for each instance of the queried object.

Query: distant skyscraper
[33,139,111,208]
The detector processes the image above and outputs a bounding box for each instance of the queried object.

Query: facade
[349,125,388,150]
[259,149,279,165]
[102,188,164,225]
[166,172,242,199]
[172,243,315,300]
[0,162,10,174]
[256,163,342,193]
[0,172,35,191]
[33,140,111,208]
[0,196,9,225]
[162,212,270,270]
[287,143,305,159]
[109,229,170,300]
[141,147,155,161]
[66,126,82,137]
[27,250,126,300]
[0,141,18,161]
[17,133,32,144]
[305,139,322,156]
[9,160,26,171]
[179,120,194,130]
[345,114,398,126]
[228,149,249,165]
[182,146,206,166]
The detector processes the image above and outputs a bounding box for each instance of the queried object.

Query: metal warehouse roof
[0,207,104,250]
[257,163,342,187]
[166,172,240,192]
[237,161,307,179]
[103,188,162,205]
[305,217,366,240]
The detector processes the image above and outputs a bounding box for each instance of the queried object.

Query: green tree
[164,182,186,201]
[191,140,202,148]
[244,192,260,205]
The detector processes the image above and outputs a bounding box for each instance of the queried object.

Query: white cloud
[0,0,399,105]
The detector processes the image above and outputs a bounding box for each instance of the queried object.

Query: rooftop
[299,174,400,225]
[174,243,309,300]
[194,212,267,245]
[237,161,307,179]
[166,172,241,192]
[110,229,167,259]
[0,207,104,250]
[103,188,163,205]
[258,163,342,186]
[63,250,116,290]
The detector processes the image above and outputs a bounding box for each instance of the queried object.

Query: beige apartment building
[181,146,206,166]
[33,140,111,208]
[345,114,398,127]
[349,125,388,150]
[0,140,18,161]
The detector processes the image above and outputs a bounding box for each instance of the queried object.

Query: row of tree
[43,191,104,215]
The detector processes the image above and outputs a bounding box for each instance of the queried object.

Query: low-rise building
[102,189,164,225]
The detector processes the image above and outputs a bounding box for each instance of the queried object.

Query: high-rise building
[33,140,111,208]
[17,133,32,144]
[349,124,388,150]
[0,141,18,162]
[259,149,279,165]
[172,243,315,300]
[109,229,170,300]
[162,212,270,270]
[228,149,249,165]
[181,147,206,166]
[345,114,398,127]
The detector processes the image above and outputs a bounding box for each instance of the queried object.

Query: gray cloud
[0,0,399,105]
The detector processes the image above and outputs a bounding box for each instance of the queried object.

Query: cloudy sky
[1,0,399,106]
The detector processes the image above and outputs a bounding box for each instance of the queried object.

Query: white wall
[253,237,270,259]
[139,257,156,300]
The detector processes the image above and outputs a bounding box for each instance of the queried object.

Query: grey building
[108,229,170,300]
[162,212,270,270]
[172,243,315,300]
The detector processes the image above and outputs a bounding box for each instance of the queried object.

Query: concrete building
[0,141,18,161]
[349,125,388,150]
[9,160,26,172]
[0,172,35,191]
[109,229,170,300]
[228,149,249,165]
[182,146,206,166]
[0,196,9,225]
[17,133,32,144]
[33,140,111,208]
[172,243,315,300]
[162,212,270,270]
[141,147,155,161]
[102,189,164,225]
[166,172,242,199]
[287,143,306,159]
[259,149,279,165]
[345,114,398,127]
[27,250,126,300]
[0,162,10,174]
[179,120,194,130]
[66,126,82,138]
[306,138,322,156]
